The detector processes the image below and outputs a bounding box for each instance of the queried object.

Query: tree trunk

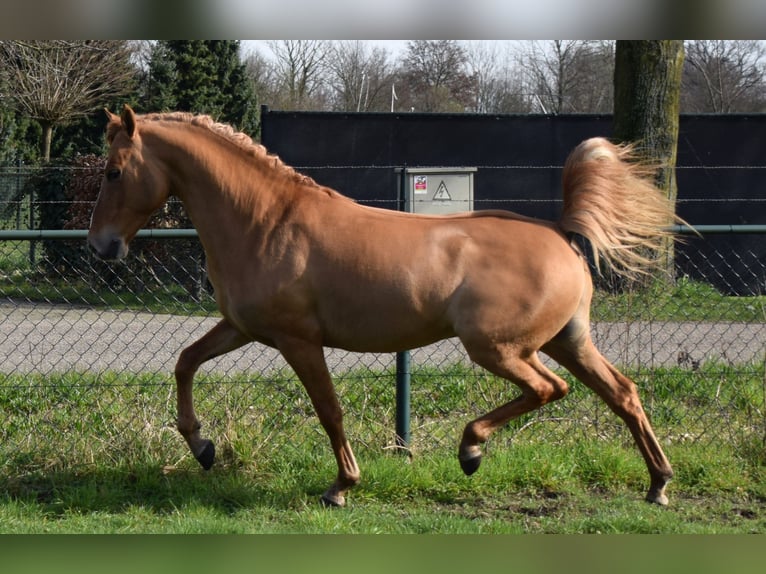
[613,40,684,278]
[40,120,53,162]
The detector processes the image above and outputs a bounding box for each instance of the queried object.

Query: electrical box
[401,167,476,215]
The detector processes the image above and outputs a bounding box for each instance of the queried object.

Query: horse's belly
[318,300,454,353]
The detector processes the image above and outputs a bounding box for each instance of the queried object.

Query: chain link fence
[1,163,764,479]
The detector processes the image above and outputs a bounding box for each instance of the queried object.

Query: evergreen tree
[0,106,40,165]
[144,40,259,136]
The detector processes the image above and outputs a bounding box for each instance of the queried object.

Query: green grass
[1,443,764,534]
[0,274,218,315]
[0,241,31,274]
[590,276,765,322]
[0,364,763,533]
[0,244,217,315]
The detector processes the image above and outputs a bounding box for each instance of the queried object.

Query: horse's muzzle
[88,231,128,260]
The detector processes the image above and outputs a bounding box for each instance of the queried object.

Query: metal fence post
[395,166,411,450]
[395,350,411,448]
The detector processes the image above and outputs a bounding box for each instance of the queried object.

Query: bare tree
[243,49,279,107]
[399,40,474,112]
[265,40,332,110]
[682,40,766,112]
[463,41,531,113]
[325,41,396,112]
[520,40,614,114]
[0,40,136,161]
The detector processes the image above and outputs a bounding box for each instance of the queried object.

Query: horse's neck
[160,133,298,255]
[163,135,274,221]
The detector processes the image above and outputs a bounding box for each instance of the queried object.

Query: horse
[89,104,679,507]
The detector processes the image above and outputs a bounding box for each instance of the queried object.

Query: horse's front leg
[277,336,360,507]
[175,319,249,469]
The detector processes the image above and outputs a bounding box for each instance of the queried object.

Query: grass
[0,443,764,534]
[0,364,764,533]
[0,239,218,315]
[590,275,765,322]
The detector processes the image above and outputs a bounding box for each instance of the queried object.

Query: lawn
[0,365,763,534]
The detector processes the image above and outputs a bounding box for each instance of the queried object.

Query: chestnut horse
[89,105,679,507]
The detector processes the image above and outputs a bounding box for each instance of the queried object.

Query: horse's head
[88,104,171,260]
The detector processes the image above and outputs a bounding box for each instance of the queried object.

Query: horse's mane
[118,111,321,189]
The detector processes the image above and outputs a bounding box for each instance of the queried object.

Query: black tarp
[262,109,765,294]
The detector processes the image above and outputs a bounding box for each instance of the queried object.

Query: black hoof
[460,454,482,476]
[319,495,341,508]
[196,441,215,470]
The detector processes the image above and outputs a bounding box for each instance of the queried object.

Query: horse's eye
[106,168,121,182]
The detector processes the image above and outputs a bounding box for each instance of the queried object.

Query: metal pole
[0,229,200,240]
[395,165,412,450]
[28,180,35,266]
[670,224,766,234]
[5,224,765,241]
[395,349,411,449]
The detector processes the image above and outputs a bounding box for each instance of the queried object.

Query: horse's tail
[558,137,683,280]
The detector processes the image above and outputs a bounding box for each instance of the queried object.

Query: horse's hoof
[195,441,215,470]
[320,491,345,508]
[459,454,482,476]
[645,491,669,506]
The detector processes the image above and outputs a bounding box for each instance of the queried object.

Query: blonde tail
[558,137,684,280]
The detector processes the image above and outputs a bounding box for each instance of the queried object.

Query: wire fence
[0,163,764,479]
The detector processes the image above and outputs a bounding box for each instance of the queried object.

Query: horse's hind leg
[174,319,250,469]
[276,336,360,508]
[543,336,674,505]
[458,344,570,476]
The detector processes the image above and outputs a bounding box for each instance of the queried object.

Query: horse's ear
[121,104,137,139]
[104,108,119,123]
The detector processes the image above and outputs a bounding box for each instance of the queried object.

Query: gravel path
[1,301,764,376]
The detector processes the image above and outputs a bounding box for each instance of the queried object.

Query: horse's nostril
[104,238,123,260]
[89,235,125,260]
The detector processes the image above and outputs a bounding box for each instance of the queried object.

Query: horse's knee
[174,348,196,380]
[547,378,570,402]
[525,378,569,406]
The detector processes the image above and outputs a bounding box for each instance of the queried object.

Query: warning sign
[414,175,428,194]
[432,181,451,201]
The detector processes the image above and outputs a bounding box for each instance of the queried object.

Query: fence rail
[3,224,765,241]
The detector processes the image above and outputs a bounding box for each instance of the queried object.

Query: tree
[0,40,136,162]
[143,41,258,135]
[242,50,279,113]
[682,40,766,112]
[0,101,39,165]
[464,41,530,113]
[324,41,396,112]
[520,40,614,114]
[399,40,474,112]
[265,40,332,110]
[614,41,684,194]
[613,40,685,277]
